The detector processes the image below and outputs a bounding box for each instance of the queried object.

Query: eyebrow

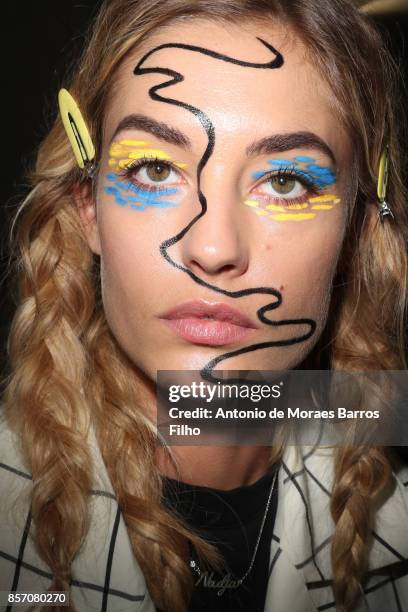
[110,113,191,148]
[246,131,336,164]
[110,116,336,165]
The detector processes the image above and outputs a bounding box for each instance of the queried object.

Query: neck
[156,445,273,490]
[136,371,276,490]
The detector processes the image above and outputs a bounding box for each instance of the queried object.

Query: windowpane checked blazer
[1,412,408,612]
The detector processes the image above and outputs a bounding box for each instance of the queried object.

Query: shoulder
[0,407,32,477]
[274,446,408,610]
[278,444,408,561]
[0,409,36,592]
[282,444,408,498]
[0,408,33,524]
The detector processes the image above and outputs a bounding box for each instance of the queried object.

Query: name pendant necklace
[189,466,279,597]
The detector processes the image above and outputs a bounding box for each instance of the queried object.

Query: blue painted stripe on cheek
[104,173,180,209]
[104,186,128,206]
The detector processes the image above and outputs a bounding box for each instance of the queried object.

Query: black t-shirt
[158,465,279,612]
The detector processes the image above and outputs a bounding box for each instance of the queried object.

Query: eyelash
[254,166,318,205]
[120,159,320,202]
[121,156,182,192]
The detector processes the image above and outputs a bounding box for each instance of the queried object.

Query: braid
[330,446,392,610]
[86,321,221,612]
[5,185,96,611]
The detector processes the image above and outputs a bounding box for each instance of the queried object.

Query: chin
[136,342,313,380]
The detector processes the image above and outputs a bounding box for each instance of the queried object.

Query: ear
[73,181,101,255]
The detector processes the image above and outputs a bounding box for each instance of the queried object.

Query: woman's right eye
[127,160,183,189]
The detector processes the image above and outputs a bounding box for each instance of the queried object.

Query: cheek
[258,216,345,321]
[95,173,176,273]
[95,207,157,330]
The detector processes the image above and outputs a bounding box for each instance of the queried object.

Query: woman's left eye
[254,174,309,199]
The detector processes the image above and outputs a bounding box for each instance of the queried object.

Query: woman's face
[82,19,352,379]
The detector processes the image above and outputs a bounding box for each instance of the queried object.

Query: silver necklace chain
[189,466,279,597]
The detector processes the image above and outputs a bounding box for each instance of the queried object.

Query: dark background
[0,2,101,381]
[0,4,407,382]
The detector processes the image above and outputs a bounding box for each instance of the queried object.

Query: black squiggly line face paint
[133,39,316,382]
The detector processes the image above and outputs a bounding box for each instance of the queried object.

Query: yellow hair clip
[377,146,393,223]
[358,0,408,15]
[58,88,95,174]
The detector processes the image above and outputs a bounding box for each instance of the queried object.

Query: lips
[159,300,258,346]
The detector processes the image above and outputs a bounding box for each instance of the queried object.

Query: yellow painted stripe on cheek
[265,203,285,211]
[244,199,260,208]
[266,203,309,212]
[243,192,341,222]
[271,213,317,221]
[285,202,309,210]
[308,194,339,203]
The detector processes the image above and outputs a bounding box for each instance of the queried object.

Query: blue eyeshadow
[252,157,336,189]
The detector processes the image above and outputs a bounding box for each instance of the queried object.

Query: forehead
[104,19,348,159]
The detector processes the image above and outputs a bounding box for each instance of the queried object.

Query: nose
[177,181,249,281]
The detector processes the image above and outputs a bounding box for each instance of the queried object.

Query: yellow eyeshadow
[127,148,171,160]
[110,151,172,170]
[255,210,269,216]
[117,139,150,147]
[109,141,150,157]
[311,204,334,210]
[108,140,187,171]
[244,199,260,208]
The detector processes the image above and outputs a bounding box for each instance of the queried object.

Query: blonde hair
[2,1,407,611]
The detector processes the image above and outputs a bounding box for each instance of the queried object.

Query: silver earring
[378,200,394,223]
[377,146,394,223]
[84,162,96,181]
